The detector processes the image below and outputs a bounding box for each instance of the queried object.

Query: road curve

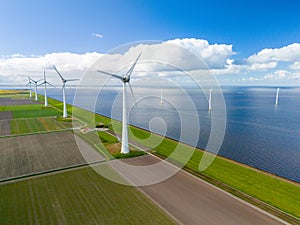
[121,155,287,225]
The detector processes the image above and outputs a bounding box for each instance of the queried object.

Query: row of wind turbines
[25,66,79,118]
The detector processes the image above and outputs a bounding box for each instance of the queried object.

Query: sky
[0,0,300,86]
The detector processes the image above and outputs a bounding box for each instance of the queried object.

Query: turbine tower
[208,88,212,111]
[275,88,280,106]
[25,76,33,98]
[97,53,141,154]
[39,69,55,107]
[52,65,79,118]
[30,78,42,101]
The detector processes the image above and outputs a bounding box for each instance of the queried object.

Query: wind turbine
[275,88,280,106]
[52,65,79,118]
[208,88,212,111]
[39,69,55,107]
[160,89,163,106]
[97,53,141,154]
[25,76,33,98]
[30,78,42,101]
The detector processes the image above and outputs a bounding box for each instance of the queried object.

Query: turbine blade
[65,78,80,82]
[38,82,46,86]
[46,82,56,88]
[44,70,46,81]
[126,52,142,78]
[97,70,123,80]
[128,83,137,106]
[52,65,64,80]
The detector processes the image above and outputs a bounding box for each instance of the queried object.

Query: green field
[0,166,175,225]
[7,117,75,135]
[0,104,61,118]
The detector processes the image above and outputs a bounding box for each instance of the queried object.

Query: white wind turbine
[30,78,42,101]
[52,65,79,118]
[97,53,141,154]
[25,76,33,98]
[160,88,163,106]
[275,88,280,106]
[39,69,55,107]
[208,88,212,111]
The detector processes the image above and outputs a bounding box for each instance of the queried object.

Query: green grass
[113,150,146,159]
[98,131,118,144]
[0,104,61,118]
[0,166,175,225]
[7,117,77,136]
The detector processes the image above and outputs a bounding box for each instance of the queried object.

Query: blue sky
[0,0,300,85]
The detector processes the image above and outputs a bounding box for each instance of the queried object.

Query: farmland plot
[0,166,175,225]
[0,132,104,180]
[7,117,83,136]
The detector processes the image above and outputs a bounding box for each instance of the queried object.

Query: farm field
[0,166,175,225]
[0,104,61,118]
[0,131,104,181]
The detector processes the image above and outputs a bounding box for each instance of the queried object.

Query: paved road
[121,155,287,225]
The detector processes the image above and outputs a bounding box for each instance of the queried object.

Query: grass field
[0,104,61,118]
[0,166,175,225]
[0,90,28,98]
[6,117,78,136]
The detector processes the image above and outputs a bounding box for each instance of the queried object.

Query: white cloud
[248,61,277,71]
[92,33,104,38]
[264,69,300,80]
[166,38,235,69]
[247,43,300,63]
[0,52,103,85]
[290,61,300,70]
[1,39,300,86]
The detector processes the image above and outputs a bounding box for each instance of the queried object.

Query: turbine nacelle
[122,76,130,83]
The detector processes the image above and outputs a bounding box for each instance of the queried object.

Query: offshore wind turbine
[52,65,79,118]
[275,88,280,106]
[39,70,55,107]
[30,78,42,101]
[97,53,141,154]
[25,76,33,98]
[208,88,212,111]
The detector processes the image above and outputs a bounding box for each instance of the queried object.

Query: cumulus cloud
[0,52,103,85]
[166,38,235,69]
[247,43,300,63]
[1,38,300,85]
[92,33,104,38]
[248,61,278,71]
[290,61,300,70]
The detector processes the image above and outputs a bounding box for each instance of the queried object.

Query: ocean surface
[5,85,300,183]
